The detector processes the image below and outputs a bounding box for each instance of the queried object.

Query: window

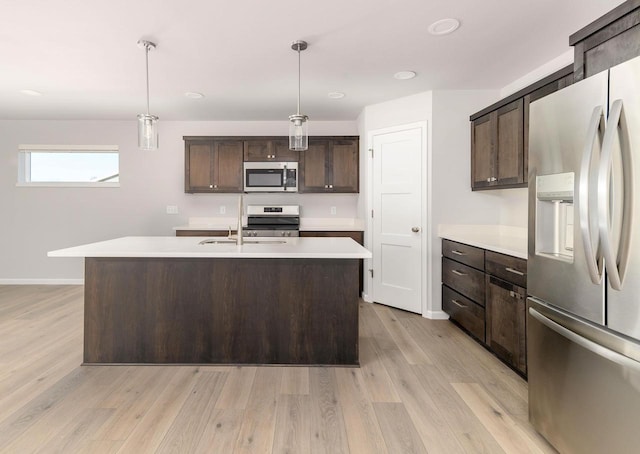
[18,145,119,187]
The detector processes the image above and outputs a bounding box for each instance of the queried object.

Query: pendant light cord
[145,44,151,115]
[296,47,301,116]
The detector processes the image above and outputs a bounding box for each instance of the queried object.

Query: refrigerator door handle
[529,307,640,372]
[598,99,633,290]
[579,106,605,284]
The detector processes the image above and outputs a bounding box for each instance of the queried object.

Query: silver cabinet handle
[598,99,631,291]
[209,184,213,188]
[529,307,640,372]
[329,184,333,189]
[486,177,491,182]
[579,105,605,285]
[451,270,467,276]
[411,227,420,233]
[451,250,465,256]
[505,267,525,276]
[451,299,467,308]
[491,177,497,182]
[214,184,217,189]
[324,185,328,188]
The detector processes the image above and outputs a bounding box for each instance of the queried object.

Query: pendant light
[289,40,309,151]
[137,39,158,150]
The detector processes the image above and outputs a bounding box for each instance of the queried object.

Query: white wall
[500,49,574,98]
[0,120,357,282]
[359,89,529,317]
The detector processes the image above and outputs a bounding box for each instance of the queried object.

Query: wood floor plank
[280,366,310,395]
[215,366,257,409]
[334,367,388,454]
[271,394,311,453]
[156,371,228,453]
[233,367,282,453]
[413,363,505,454]
[33,407,115,454]
[373,304,433,365]
[308,367,350,454]
[193,408,244,454]
[374,402,428,454]
[115,367,202,453]
[359,337,401,403]
[452,383,549,454]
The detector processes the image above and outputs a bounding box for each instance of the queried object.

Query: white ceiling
[0,0,625,121]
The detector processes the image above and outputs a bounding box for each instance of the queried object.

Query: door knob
[411,227,420,233]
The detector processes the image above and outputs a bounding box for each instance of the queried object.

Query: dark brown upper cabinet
[243,138,299,162]
[471,99,524,190]
[571,0,640,81]
[184,138,244,193]
[470,65,574,191]
[299,137,359,193]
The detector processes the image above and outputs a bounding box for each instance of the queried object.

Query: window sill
[16,182,120,188]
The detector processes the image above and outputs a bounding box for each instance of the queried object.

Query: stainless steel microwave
[243,161,298,192]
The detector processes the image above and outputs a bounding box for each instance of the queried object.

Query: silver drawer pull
[509,291,522,300]
[451,299,467,308]
[451,250,466,256]
[505,267,525,276]
[451,269,467,276]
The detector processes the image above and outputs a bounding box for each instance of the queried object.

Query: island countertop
[48,236,372,259]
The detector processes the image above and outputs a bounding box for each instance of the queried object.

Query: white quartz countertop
[437,224,527,259]
[174,217,365,232]
[48,236,372,259]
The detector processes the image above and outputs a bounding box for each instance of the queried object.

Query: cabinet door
[330,139,359,192]
[471,113,495,189]
[186,142,214,192]
[271,139,299,162]
[496,99,524,185]
[243,139,299,162]
[486,275,526,374]
[214,141,244,192]
[299,140,329,192]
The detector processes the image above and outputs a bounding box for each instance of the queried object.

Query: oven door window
[246,169,284,188]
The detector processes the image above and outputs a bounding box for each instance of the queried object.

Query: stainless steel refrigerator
[528,55,640,454]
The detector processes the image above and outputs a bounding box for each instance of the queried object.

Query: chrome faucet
[236,194,243,245]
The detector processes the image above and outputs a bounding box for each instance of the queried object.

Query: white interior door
[371,126,423,313]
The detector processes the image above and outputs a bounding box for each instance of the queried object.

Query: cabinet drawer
[443,285,485,342]
[442,257,485,304]
[442,240,485,270]
[485,250,527,287]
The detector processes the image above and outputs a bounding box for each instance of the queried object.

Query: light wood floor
[0,285,556,454]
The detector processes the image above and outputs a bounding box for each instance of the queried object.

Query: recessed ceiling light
[328,92,345,99]
[428,18,460,35]
[20,89,42,96]
[393,71,416,80]
[184,92,204,99]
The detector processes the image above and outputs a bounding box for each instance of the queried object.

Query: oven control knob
[252,231,257,237]
[286,231,291,237]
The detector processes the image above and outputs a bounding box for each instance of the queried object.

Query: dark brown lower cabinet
[441,239,528,377]
[486,275,527,374]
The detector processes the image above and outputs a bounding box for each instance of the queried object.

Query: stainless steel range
[243,205,300,237]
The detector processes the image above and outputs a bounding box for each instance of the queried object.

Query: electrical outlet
[219,206,226,214]
[330,206,337,215]
[166,205,179,215]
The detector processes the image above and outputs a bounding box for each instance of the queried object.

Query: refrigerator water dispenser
[535,172,575,262]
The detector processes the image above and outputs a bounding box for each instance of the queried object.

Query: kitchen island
[48,236,371,366]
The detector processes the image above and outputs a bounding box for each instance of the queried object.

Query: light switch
[166,205,179,215]
[219,206,226,214]
[330,206,337,215]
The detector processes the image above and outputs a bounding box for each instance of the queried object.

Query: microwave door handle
[579,106,605,285]
[283,164,287,191]
[598,99,632,290]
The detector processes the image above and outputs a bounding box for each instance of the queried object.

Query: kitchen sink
[198,238,287,245]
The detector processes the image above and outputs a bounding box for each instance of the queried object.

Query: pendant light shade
[289,40,308,151]
[137,40,158,150]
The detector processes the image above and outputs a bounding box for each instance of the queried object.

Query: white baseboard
[0,279,84,285]
[423,310,449,320]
